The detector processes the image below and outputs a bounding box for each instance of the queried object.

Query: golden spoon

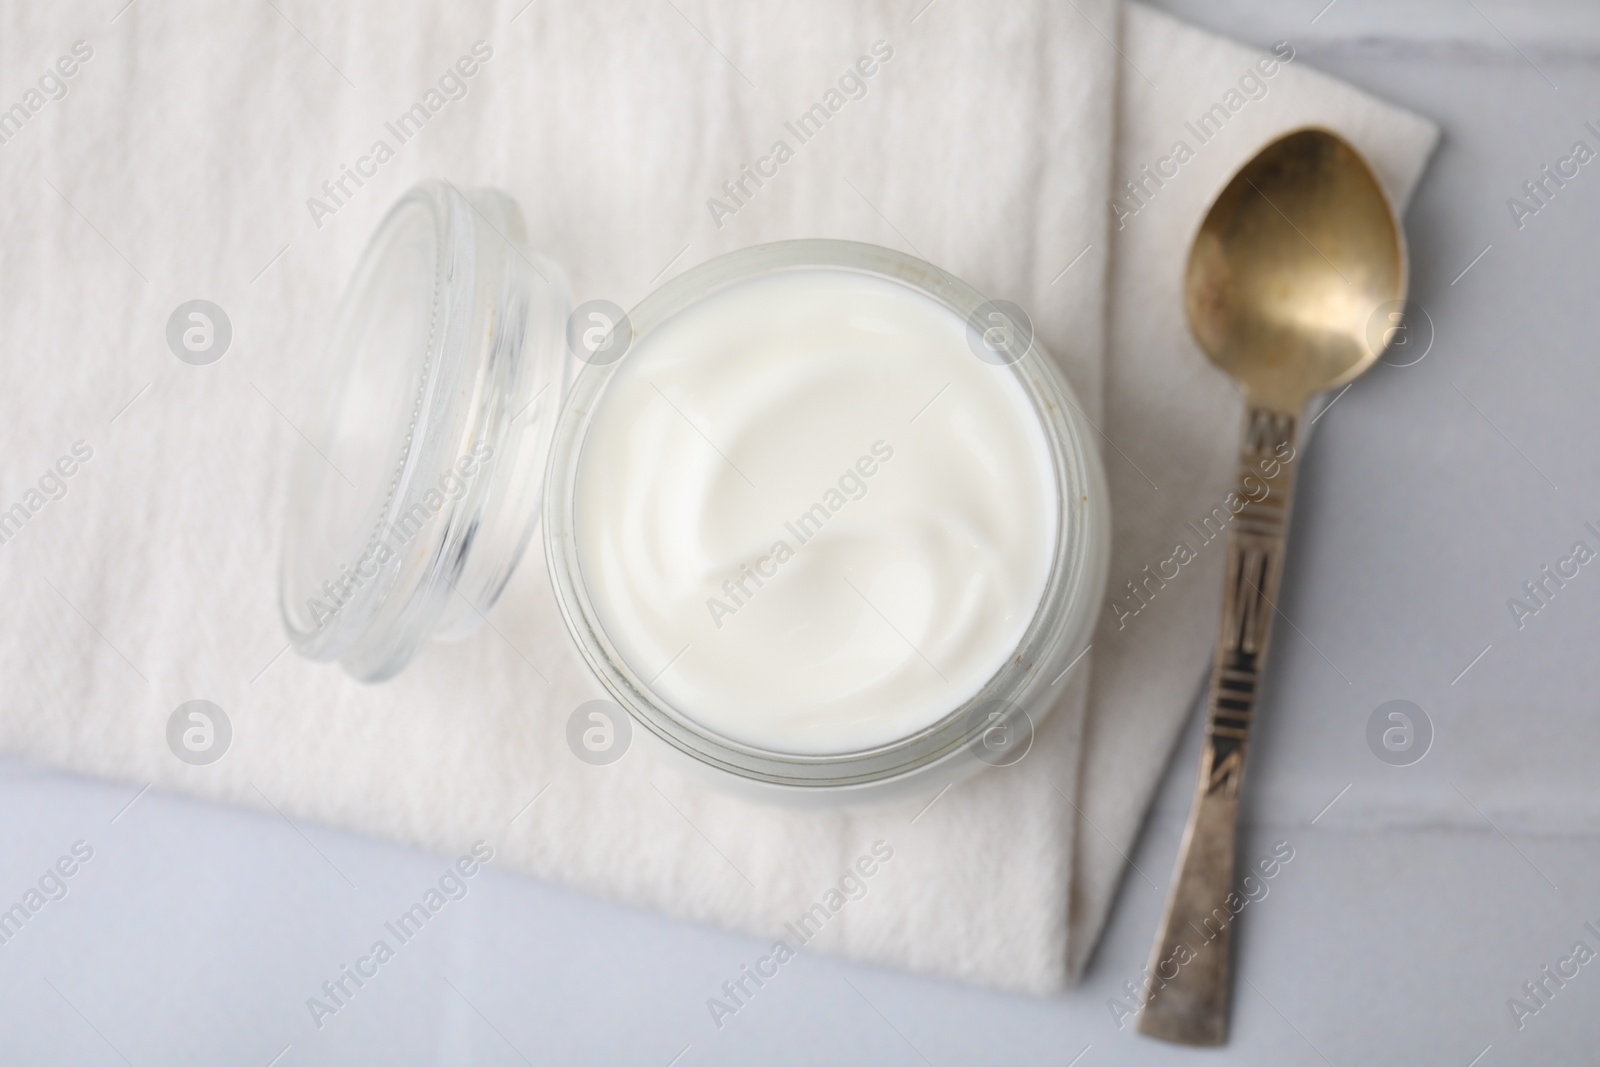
[1137,128,1407,1047]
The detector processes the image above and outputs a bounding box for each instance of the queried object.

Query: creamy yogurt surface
[572,268,1058,755]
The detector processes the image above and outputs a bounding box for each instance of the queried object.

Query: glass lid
[278,181,571,681]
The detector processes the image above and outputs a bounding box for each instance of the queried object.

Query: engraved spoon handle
[1137,405,1300,1047]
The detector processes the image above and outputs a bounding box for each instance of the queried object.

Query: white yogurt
[573,269,1058,755]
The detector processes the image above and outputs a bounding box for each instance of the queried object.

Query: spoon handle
[1137,405,1300,1047]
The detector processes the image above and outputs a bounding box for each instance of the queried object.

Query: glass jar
[279,180,1109,802]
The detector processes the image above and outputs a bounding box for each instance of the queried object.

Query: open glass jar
[279,181,1109,801]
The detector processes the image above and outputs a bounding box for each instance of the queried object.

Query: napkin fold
[0,0,1435,994]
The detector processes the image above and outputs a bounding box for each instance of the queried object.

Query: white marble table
[4,1,1599,1063]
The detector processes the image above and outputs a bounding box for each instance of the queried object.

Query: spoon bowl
[1184,128,1406,413]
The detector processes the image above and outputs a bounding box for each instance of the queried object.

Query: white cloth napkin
[0,0,1434,994]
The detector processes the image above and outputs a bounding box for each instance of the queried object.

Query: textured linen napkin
[0,0,1434,994]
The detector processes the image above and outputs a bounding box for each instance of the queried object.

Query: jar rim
[543,239,1109,792]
